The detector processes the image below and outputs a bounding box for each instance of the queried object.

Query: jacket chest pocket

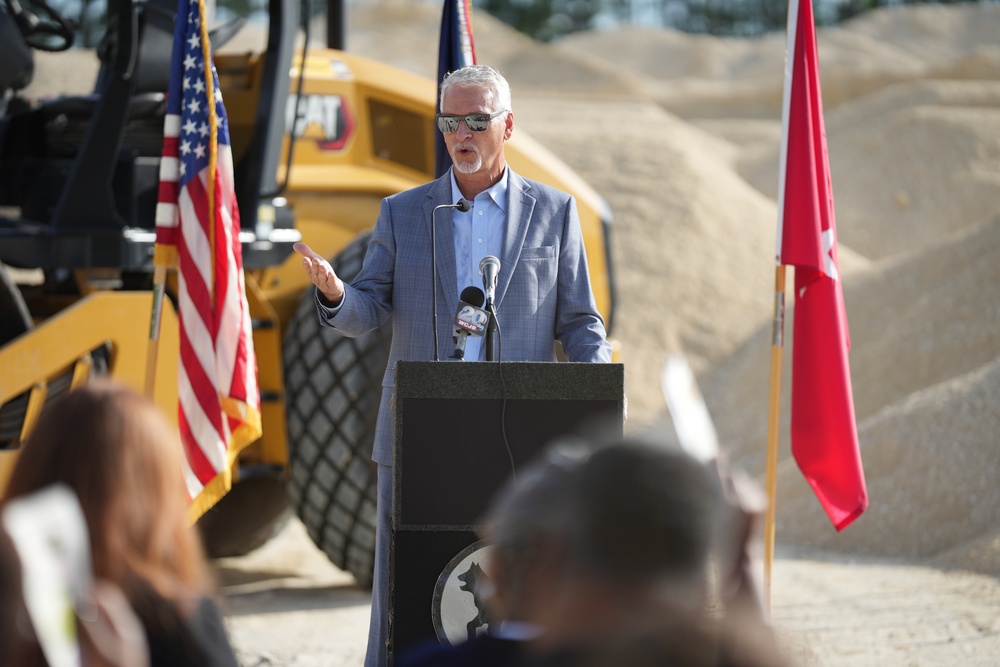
[512,246,557,307]
[519,246,555,261]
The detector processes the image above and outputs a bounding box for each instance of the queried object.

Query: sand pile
[552,5,1000,573]
[344,2,1000,575]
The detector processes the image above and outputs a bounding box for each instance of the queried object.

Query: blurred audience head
[1,493,150,667]
[477,443,580,623]
[479,429,787,666]
[561,435,723,591]
[0,526,42,665]
[483,434,723,615]
[3,378,211,607]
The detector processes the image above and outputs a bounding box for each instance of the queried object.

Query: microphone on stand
[479,255,500,307]
[431,198,472,360]
[479,256,501,361]
[448,286,488,360]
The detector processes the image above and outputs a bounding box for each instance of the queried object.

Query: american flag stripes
[155,0,261,512]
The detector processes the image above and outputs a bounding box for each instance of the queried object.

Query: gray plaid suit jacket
[319,168,612,464]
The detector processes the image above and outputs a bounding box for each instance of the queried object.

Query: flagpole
[763,263,786,616]
[763,0,798,615]
[145,263,169,398]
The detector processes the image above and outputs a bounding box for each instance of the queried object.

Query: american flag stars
[177,3,229,185]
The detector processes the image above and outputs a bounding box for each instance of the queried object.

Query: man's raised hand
[294,242,345,306]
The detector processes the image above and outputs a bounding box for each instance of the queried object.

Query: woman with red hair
[3,378,239,667]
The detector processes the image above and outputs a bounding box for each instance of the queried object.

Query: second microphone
[449,286,489,360]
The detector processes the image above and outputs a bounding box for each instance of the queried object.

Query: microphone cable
[489,305,517,486]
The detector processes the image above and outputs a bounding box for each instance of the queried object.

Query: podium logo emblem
[431,540,495,645]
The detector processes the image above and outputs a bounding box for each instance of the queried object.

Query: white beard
[452,144,483,174]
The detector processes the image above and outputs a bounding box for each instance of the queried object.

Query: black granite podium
[388,360,624,661]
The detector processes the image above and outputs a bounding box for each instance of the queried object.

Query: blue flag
[435,0,477,177]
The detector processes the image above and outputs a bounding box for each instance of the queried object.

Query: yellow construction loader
[0,0,617,586]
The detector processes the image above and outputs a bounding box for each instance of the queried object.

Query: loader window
[368,100,433,176]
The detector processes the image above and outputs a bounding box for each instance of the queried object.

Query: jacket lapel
[498,170,535,308]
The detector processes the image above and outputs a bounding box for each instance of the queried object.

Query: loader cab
[0,0,298,275]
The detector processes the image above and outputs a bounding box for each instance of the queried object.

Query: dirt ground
[216,519,369,667]
[217,517,1000,667]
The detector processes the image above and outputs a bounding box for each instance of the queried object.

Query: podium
[389,360,624,661]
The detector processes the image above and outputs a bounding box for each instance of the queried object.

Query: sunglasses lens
[466,115,489,132]
[437,111,504,133]
[436,116,460,133]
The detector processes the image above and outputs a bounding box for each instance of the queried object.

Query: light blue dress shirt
[450,169,507,361]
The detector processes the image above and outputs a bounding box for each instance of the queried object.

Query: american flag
[155,0,261,512]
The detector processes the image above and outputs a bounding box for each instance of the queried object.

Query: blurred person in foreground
[1,379,240,667]
[399,434,787,667]
[0,493,149,667]
[294,63,612,667]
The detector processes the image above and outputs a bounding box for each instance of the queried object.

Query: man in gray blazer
[295,64,612,667]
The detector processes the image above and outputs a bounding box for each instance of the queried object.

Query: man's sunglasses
[435,109,507,134]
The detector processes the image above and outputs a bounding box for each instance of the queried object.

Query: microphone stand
[484,301,499,361]
[431,206,442,361]
[479,255,501,361]
[431,199,471,361]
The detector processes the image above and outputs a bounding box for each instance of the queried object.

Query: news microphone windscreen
[456,199,472,213]
[460,285,485,307]
[454,286,489,338]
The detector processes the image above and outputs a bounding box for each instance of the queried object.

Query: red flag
[777,0,867,531]
[155,0,261,514]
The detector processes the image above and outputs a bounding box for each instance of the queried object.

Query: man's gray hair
[439,65,512,115]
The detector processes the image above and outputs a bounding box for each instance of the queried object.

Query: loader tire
[197,475,293,558]
[282,231,389,588]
